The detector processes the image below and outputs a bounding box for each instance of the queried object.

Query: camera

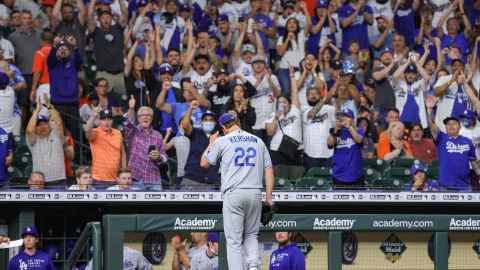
[135,32,147,41]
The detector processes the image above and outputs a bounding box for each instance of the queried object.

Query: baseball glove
[261,203,277,226]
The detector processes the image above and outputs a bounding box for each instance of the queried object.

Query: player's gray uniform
[205,130,272,270]
[86,246,153,270]
[190,250,219,270]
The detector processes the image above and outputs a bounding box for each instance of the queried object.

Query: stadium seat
[305,167,332,181]
[295,177,331,190]
[429,159,439,167]
[14,144,30,157]
[274,177,293,190]
[372,179,405,190]
[7,166,23,179]
[426,166,439,180]
[363,168,381,184]
[13,153,32,169]
[273,165,305,181]
[392,159,422,169]
[383,167,411,183]
[24,165,33,177]
[362,158,389,174]
[8,177,28,188]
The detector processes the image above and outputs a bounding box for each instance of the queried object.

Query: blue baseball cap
[159,63,173,74]
[316,0,328,8]
[136,0,148,8]
[443,115,460,125]
[37,115,49,124]
[179,3,190,12]
[405,64,417,73]
[216,14,229,23]
[202,110,216,119]
[98,0,111,4]
[381,47,394,56]
[219,112,237,126]
[341,108,354,118]
[0,71,9,88]
[21,226,39,238]
[208,232,219,242]
[410,163,426,175]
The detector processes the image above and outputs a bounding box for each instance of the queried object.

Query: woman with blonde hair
[377,121,414,162]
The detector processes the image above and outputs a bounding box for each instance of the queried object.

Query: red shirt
[410,139,437,165]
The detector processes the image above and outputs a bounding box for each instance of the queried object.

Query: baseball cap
[179,4,190,12]
[241,44,256,54]
[405,64,417,73]
[57,39,71,49]
[219,112,237,126]
[342,60,355,75]
[316,0,328,9]
[98,0,111,4]
[330,59,342,70]
[202,110,216,119]
[37,115,49,125]
[194,54,210,62]
[0,71,9,88]
[159,63,173,74]
[97,9,112,16]
[461,110,477,119]
[208,232,219,242]
[443,115,460,125]
[341,108,354,118]
[381,47,394,56]
[375,15,389,22]
[136,0,148,8]
[216,14,229,23]
[284,0,295,8]
[251,55,266,64]
[410,163,426,175]
[139,23,153,33]
[213,68,229,76]
[451,58,465,66]
[99,109,113,119]
[21,226,39,238]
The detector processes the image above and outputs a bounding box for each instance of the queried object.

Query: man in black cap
[85,107,126,189]
[426,96,476,190]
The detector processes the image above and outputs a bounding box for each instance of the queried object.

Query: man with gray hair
[125,95,167,190]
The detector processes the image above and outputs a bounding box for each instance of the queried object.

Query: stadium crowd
[1,0,480,191]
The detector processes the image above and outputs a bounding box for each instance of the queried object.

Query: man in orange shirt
[29,30,53,106]
[84,108,126,189]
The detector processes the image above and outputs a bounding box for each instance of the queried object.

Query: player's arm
[264,167,274,206]
[200,131,220,168]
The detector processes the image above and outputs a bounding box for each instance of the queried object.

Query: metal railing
[65,222,102,270]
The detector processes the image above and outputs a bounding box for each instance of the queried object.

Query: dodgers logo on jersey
[18,260,28,270]
[336,137,355,149]
[445,141,470,154]
[311,112,329,124]
[0,134,8,143]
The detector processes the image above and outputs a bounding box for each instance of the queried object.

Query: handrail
[65,221,102,270]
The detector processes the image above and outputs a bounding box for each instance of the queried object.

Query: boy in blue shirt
[8,226,56,270]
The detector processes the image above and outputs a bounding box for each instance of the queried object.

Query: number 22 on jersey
[234,147,257,167]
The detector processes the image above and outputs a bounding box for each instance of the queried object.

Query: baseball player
[201,112,274,270]
[85,246,153,270]
[190,232,220,270]
[269,232,305,270]
[7,226,56,270]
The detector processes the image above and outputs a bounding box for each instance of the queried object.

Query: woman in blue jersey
[405,163,439,191]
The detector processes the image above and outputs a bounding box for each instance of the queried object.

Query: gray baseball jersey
[189,250,219,270]
[86,247,153,270]
[204,129,272,192]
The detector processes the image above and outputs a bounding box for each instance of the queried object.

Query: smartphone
[239,17,244,23]
[148,145,156,154]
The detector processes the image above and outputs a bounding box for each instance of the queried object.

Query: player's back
[214,130,272,193]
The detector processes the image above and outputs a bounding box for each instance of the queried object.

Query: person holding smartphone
[125,95,168,190]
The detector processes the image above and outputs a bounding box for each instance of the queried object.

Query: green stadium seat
[372,179,404,190]
[426,166,439,180]
[363,168,381,184]
[8,177,29,188]
[305,167,332,180]
[295,177,331,190]
[14,144,30,157]
[13,153,32,168]
[273,165,305,181]
[392,159,421,169]
[383,167,411,183]
[362,158,389,174]
[429,159,439,167]
[274,177,293,190]
[24,165,33,177]
[7,166,23,179]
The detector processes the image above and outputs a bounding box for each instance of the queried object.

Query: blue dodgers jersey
[269,243,306,270]
[331,128,365,182]
[0,128,11,181]
[338,4,372,52]
[8,250,56,270]
[435,132,476,188]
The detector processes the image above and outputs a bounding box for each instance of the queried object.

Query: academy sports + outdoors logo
[261,220,297,229]
[449,218,480,231]
[174,218,218,230]
[313,218,356,230]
